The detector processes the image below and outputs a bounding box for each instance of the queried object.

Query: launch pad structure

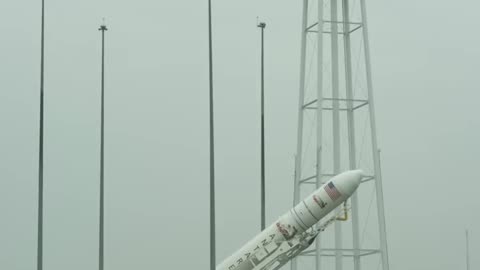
[292,1,390,270]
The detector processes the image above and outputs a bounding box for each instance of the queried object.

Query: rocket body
[216,170,363,270]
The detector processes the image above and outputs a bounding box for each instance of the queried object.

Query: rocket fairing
[216,170,364,270]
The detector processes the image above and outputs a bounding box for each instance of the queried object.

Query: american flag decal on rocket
[324,182,341,201]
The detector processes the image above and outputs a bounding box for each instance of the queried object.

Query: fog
[0,0,479,269]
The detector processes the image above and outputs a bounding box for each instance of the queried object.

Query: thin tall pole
[292,1,309,269]
[315,1,325,269]
[98,23,107,270]
[257,21,266,231]
[37,0,45,269]
[208,0,216,269]
[466,230,470,270]
[342,1,361,269]
[330,1,343,269]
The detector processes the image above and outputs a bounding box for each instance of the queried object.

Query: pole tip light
[99,18,108,31]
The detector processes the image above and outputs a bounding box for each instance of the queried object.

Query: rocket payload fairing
[216,170,364,270]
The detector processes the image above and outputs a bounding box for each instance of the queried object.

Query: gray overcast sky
[1,0,479,270]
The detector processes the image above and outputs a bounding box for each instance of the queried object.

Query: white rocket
[216,170,364,270]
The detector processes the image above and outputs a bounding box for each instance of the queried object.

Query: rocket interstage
[216,170,364,270]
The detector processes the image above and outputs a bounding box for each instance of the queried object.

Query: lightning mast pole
[37,0,45,269]
[257,21,266,231]
[208,0,216,269]
[98,23,107,270]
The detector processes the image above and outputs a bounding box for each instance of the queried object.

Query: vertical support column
[257,21,267,232]
[330,0,342,269]
[341,1,361,270]
[315,1,325,270]
[98,23,108,270]
[360,0,390,269]
[292,1,309,269]
[208,0,216,269]
[37,0,45,270]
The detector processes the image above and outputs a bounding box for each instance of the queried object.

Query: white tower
[292,1,389,270]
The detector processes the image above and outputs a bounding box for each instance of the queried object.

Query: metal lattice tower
[292,1,389,270]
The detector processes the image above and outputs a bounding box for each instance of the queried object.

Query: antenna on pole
[257,20,266,231]
[98,21,108,270]
[208,0,216,269]
[37,0,45,269]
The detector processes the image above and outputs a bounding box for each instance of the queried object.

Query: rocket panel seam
[290,209,309,231]
[302,200,321,221]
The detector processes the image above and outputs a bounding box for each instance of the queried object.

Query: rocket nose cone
[332,170,364,196]
[351,169,365,180]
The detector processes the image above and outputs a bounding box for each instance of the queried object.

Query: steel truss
[291,1,390,270]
